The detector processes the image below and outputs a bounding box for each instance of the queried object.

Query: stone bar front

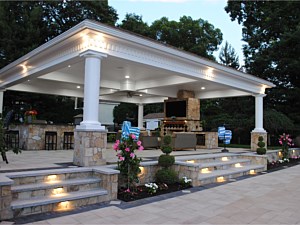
[8,124,75,150]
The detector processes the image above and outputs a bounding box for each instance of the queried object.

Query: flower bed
[118,182,192,202]
[267,156,300,170]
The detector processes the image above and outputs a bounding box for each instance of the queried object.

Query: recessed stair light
[125,75,130,79]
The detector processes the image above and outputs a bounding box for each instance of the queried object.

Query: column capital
[80,50,107,59]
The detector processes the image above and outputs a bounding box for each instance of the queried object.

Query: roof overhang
[0,20,275,104]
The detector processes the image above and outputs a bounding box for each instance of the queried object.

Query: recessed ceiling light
[76,85,81,89]
[139,94,143,97]
[27,79,30,82]
[68,65,71,68]
[125,75,130,79]
[201,87,206,90]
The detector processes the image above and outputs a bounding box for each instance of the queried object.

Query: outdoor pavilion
[0,20,275,166]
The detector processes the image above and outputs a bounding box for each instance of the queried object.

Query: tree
[113,103,138,126]
[219,41,240,69]
[0,1,118,69]
[225,1,300,126]
[119,15,223,60]
[118,13,150,37]
[149,16,223,60]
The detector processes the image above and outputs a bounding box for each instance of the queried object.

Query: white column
[76,50,107,131]
[138,103,144,128]
[252,94,266,133]
[0,90,4,116]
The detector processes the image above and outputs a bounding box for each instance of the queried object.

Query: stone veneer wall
[266,149,300,162]
[73,131,107,167]
[9,124,75,150]
[251,132,268,151]
[196,132,218,149]
[0,175,13,220]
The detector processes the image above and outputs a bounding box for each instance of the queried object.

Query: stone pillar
[251,94,267,151]
[138,103,144,128]
[0,90,4,116]
[77,50,107,131]
[73,131,107,166]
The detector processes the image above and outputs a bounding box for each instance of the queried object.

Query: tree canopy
[119,14,223,60]
[225,0,300,129]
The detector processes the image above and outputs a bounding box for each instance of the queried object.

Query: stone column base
[73,130,107,166]
[251,131,268,151]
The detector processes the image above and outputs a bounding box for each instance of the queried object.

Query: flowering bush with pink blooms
[279,133,294,159]
[113,134,144,192]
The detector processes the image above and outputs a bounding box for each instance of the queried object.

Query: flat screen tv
[165,100,187,118]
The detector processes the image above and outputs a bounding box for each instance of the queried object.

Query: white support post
[252,94,266,133]
[138,103,144,129]
[76,50,107,131]
[251,94,267,151]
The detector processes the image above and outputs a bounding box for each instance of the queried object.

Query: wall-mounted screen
[165,100,187,118]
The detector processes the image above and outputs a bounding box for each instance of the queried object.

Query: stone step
[6,167,93,186]
[11,188,108,217]
[198,164,265,185]
[177,153,241,164]
[199,159,251,171]
[11,178,101,200]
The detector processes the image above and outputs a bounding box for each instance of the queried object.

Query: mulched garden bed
[267,157,300,171]
[118,183,192,202]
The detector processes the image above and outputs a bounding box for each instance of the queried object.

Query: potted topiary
[256,136,266,155]
[155,135,178,184]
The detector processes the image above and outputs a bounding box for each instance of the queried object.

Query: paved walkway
[2,147,299,224]
[0,147,250,172]
[10,164,300,224]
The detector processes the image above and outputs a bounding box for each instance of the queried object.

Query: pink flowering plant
[279,133,294,159]
[113,134,144,192]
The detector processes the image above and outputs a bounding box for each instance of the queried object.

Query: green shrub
[155,168,178,185]
[161,145,173,155]
[257,148,266,155]
[158,154,175,167]
[256,136,266,155]
[163,135,172,145]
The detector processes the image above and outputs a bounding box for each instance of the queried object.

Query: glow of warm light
[292,150,295,154]
[76,85,81,89]
[138,166,145,178]
[125,75,130,79]
[47,175,57,182]
[186,160,195,164]
[201,168,211,174]
[217,176,225,182]
[235,163,242,168]
[249,170,256,175]
[278,151,282,158]
[20,64,28,73]
[139,166,144,174]
[52,187,64,196]
[201,87,205,90]
[221,157,228,161]
[139,94,143,97]
[56,201,73,211]
[184,120,187,123]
